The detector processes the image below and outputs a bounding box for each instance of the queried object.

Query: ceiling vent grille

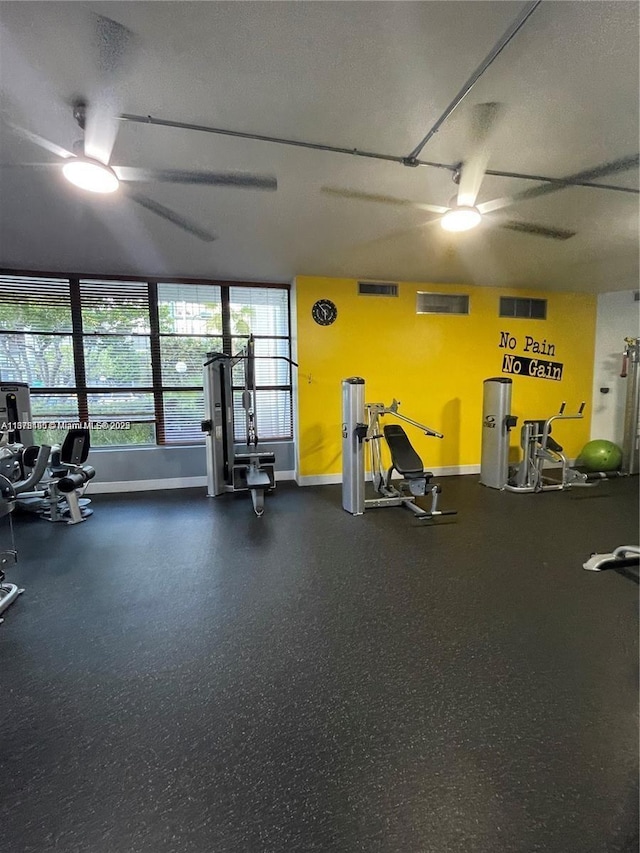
[416,292,469,315]
[358,281,398,297]
[499,297,547,320]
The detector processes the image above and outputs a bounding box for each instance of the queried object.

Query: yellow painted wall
[295,276,597,477]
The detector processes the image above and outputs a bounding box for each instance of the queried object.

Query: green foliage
[88,423,156,447]
[1,290,286,447]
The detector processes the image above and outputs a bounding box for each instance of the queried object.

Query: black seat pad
[61,429,90,465]
[383,424,425,478]
[523,420,562,453]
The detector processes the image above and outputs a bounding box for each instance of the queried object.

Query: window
[499,297,547,320]
[416,292,470,315]
[80,279,156,446]
[0,276,77,447]
[0,273,292,447]
[229,287,291,443]
[157,283,223,443]
[358,282,399,297]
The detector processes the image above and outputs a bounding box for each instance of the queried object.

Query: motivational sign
[498,331,564,381]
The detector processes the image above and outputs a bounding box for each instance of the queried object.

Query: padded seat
[523,419,563,453]
[383,424,432,480]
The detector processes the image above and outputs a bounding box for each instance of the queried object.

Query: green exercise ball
[578,439,623,472]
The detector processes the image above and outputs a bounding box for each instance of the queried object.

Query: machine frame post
[621,337,640,476]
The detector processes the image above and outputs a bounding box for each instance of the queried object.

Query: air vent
[500,297,547,320]
[416,292,469,315]
[634,292,639,302]
[358,281,398,297]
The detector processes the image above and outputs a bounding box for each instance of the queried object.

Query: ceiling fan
[4,13,278,242]
[321,102,577,242]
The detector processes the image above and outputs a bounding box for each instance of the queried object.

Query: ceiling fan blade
[127,191,217,242]
[480,154,640,214]
[457,102,504,208]
[0,162,63,171]
[115,167,277,190]
[477,196,512,215]
[500,220,576,240]
[352,219,447,255]
[321,186,448,214]
[4,121,74,159]
[514,154,640,204]
[84,14,137,164]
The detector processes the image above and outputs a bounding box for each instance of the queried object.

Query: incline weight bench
[341,377,456,522]
[381,424,456,520]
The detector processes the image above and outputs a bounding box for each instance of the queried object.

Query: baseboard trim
[91,469,297,494]
[88,461,578,494]
[91,476,207,494]
[297,465,480,487]
[296,473,343,487]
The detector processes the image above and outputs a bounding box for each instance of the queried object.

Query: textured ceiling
[0,1,638,292]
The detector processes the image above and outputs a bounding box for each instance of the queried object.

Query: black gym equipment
[0,383,97,524]
[0,444,51,622]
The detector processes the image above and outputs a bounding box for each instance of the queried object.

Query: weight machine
[620,336,639,475]
[0,383,96,524]
[480,377,609,492]
[0,443,51,622]
[201,335,296,517]
[580,340,640,575]
[341,377,456,521]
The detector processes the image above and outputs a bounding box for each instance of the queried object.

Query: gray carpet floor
[1,474,638,853]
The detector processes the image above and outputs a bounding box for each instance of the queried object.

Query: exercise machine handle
[424,428,444,439]
[547,403,585,425]
[541,403,585,451]
[621,353,629,378]
[390,410,444,439]
[13,444,51,494]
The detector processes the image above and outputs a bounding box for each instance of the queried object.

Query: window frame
[0,269,293,447]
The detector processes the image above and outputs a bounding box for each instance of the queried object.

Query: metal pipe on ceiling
[405,1,542,161]
[485,162,640,195]
[118,113,454,173]
[118,112,639,195]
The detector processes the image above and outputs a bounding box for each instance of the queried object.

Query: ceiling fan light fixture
[441,205,482,232]
[62,157,119,193]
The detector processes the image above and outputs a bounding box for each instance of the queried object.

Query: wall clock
[312,299,338,326]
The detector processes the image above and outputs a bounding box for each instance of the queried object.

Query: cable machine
[201,335,296,517]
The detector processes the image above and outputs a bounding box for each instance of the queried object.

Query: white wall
[590,290,640,443]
